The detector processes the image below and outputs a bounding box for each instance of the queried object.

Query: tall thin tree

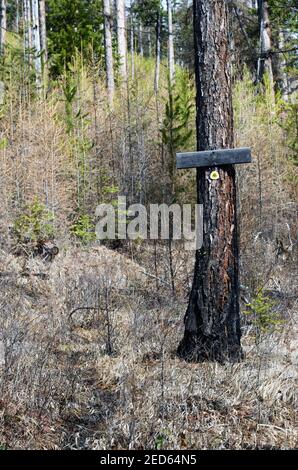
[31,0,42,87]
[167,0,175,83]
[104,0,115,105]
[154,7,161,94]
[130,13,135,79]
[0,0,7,55]
[278,31,289,101]
[138,22,143,56]
[257,0,274,87]
[39,0,48,64]
[177,0,243,363]
[24,0,32,56]
[116,0,128,82]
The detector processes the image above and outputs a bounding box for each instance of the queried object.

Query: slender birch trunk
[31,0,42,87]
[130,16,135,80]
[138,22,143,56]
[167,0,175,83]
[154,11,161,94]
[0,0,7,55]
[257,0,274,87]
[103,0,115,105]
[15,0,20,33]
[39,0,47,63]
[116,0,127,82]
[278,31,289,101]
[148,30,151,57]
[24,0,32,55]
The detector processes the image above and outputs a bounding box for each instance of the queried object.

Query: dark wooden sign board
[176,147,251,169]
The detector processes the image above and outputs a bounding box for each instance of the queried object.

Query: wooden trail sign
[176,147,252,169]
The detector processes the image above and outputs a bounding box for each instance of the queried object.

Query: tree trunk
[257,0,274,87]
[278,31,289,101]
[0,0,7,55]
[148,30,151,56]
[167,0,175,83]
[39,0,47,63]
[31,0,42,88]
[24,0,32,60]
[103,0,115,105]
[15,0,20,33]
[177,0,243,363]
[0,0,6,105]
[138,22,143,56]
[116,0,127,82]
[154,11,161,94]
[130,16,135,79]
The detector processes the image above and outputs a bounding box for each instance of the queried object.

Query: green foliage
[61,77,78,134]
[132,0,163,27]
[268,0,298,32]
[59,61,94,212]
[161,69,195,153]
[0,35,36,104]
[268,1,298,81]
[47,0,104,76]
[245,289,284,334]
[155,433,166,450]
[70,213,96,244]
[0,137,8,150]
[13,197,55,243]
[174,0,195,70]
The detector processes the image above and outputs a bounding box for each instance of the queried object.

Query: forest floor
[0,242,297,450]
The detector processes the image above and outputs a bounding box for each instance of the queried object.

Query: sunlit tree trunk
[154,10,161,94]
[15,0,20,33]
[116,0,127,82]
[138,22,143,56]
[0,0,7,55]
[39,0,47,63]
[148,30,151,56]
[167,0,175,83]
[32,0,42,88]
[257,0,274,88]
[103,0,115,105]
[177,0,243,363]
[130,15,135,79]
[24,0,32,56]
[278,31,289,102]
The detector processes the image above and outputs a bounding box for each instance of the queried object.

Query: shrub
[13,197,55,244]
[70,213,96,244]
[245,289,284,334]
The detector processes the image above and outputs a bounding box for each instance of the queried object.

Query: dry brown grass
[0,241,297,450]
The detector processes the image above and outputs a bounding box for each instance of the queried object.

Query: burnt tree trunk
[177,0,243,363]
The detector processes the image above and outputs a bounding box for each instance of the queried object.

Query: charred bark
[177,0,243,363]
